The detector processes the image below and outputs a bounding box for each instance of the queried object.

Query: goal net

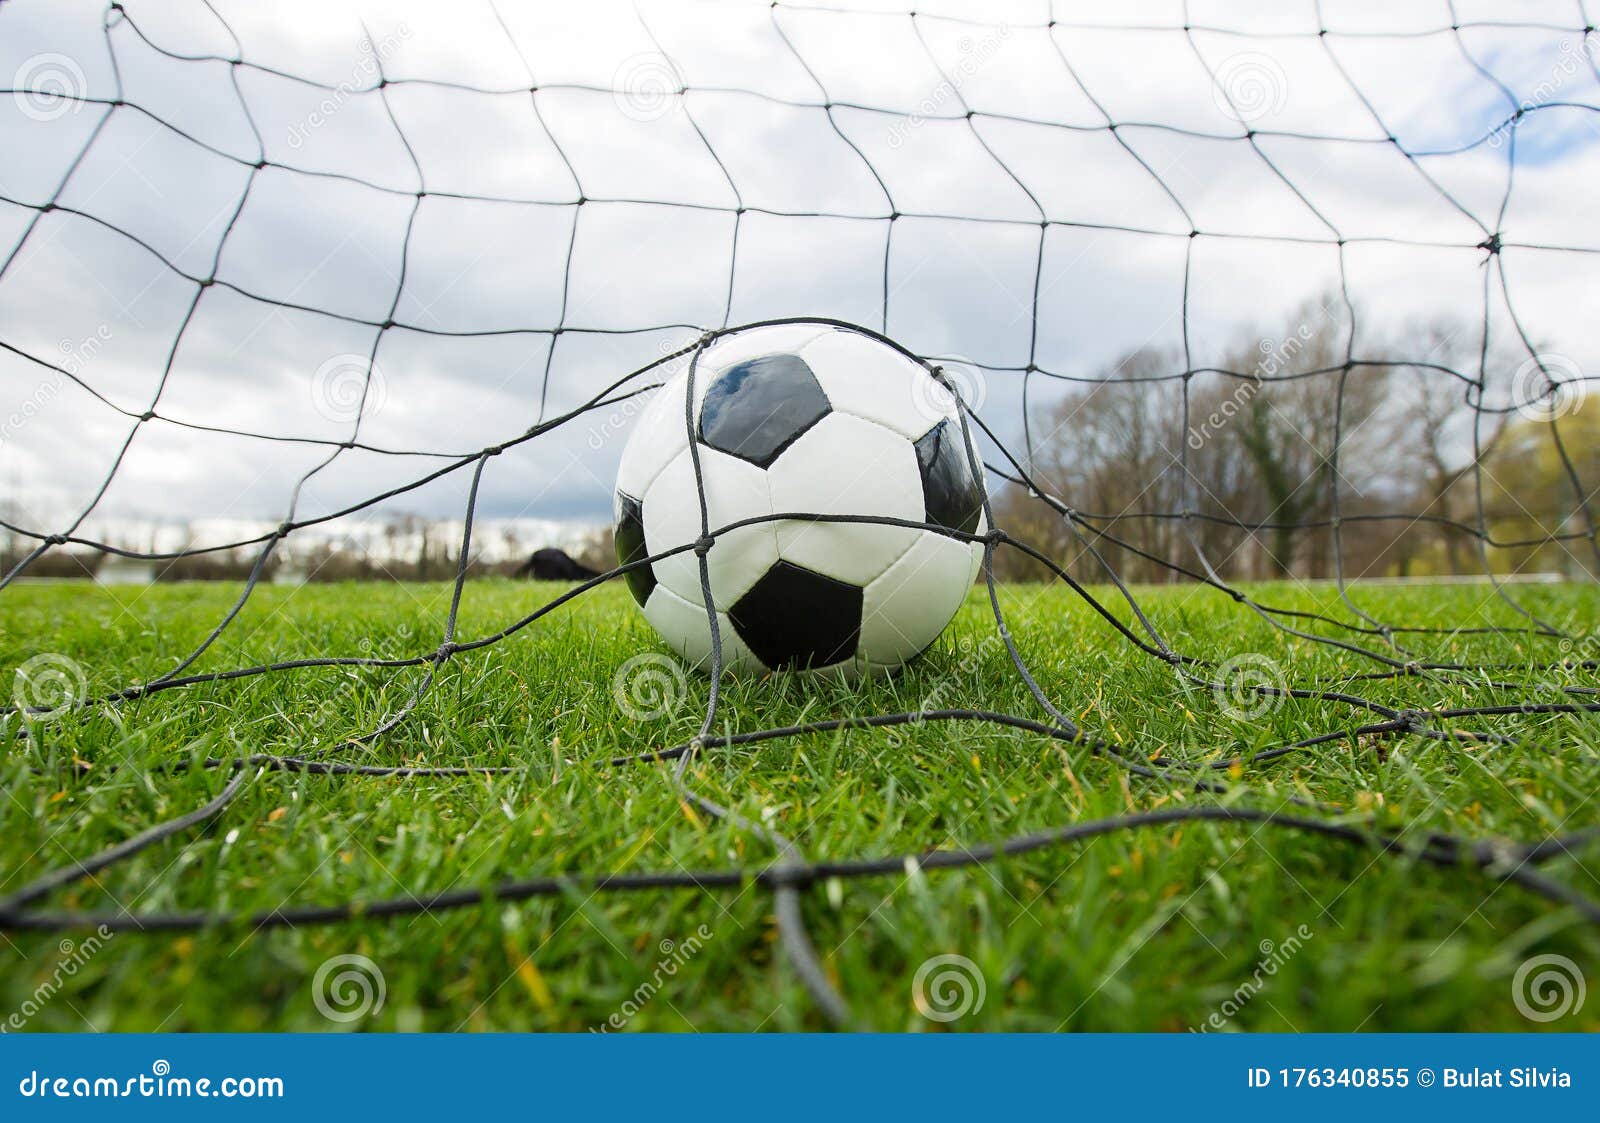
[1,0,1597,1025]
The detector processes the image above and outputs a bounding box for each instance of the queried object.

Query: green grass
[1,576,1597,1032]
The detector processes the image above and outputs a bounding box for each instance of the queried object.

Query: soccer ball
[613,322,987,675]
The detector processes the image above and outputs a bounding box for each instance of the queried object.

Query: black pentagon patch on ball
[914,419,984,535]
[613,490,655,607]
[697,354,830,468]
[730,560,861,670]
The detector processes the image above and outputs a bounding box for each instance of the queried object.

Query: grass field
[1,576,1597,1032]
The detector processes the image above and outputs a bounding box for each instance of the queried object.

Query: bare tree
[995,295,1427,584]
[1390,324,1510,575]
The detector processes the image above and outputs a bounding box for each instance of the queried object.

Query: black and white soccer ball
[614,323,987,676]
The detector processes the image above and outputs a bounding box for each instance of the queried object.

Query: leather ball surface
[614,323,986,675]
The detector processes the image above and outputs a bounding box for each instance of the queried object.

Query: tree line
[992,296,1596,585]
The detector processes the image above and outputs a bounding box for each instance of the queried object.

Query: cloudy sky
[1,0,1597,548]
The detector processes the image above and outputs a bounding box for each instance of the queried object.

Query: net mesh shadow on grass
[0,2,1598,1027]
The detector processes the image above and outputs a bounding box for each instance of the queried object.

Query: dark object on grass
[516,548,600,581]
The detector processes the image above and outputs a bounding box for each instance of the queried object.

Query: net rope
[1,0,1598,1027]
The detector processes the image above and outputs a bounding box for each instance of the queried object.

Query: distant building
[94,556,157,585]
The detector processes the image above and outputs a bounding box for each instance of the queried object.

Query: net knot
[693,534,715,557]
[1470,838,1520,870]
[983,528,1005,547]
[43,534,68,546]
[1395,708,1426,731]
[433,641,459,662]
[764,864,815,890]
[1477,233,1502,255]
